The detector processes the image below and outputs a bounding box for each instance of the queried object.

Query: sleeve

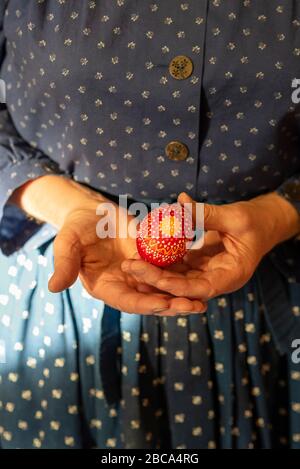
[0,2,65,256]
[276,175,300,214]
[271,175,300,283]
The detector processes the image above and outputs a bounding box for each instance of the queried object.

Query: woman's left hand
[121,192,300,303]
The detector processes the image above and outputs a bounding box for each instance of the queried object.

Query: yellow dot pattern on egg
[159,215,181,237]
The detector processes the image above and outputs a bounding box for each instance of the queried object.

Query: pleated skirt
[0,234,300,449]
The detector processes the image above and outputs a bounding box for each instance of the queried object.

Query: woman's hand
[48,202,206,314]
[121,191,300,302]
[11,175,206,314]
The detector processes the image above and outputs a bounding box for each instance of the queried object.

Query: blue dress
[0,0,300,449]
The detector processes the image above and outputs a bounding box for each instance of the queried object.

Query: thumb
[178,192,229,232]
[48,227,82,293]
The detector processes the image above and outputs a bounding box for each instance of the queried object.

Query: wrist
[251,192,300,248]
[10,175,106,229]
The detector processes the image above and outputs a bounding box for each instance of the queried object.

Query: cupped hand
[122,191,300,301]
[48,200,206,315]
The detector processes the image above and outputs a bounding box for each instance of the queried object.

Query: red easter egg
[136,203,194,267]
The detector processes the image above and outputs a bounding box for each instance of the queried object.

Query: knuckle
[165,284,182,297]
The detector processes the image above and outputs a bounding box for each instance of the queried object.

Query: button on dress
[0,0,300,449]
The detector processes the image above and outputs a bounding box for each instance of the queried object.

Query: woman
[0,0,300,449]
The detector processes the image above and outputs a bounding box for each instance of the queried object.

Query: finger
[121,259,183,288]
[135,283,166,294]
[157,266,244,301]
[156,300,207,316]
[126,274,162,291]
[155,275,211,299]
[193,299,208,312]
[100,281,171,314]
[99,279,207,315]
[163,297,207,316]
[178,192,231,232]
[197,265,248,298]
[48,228,81,293]
[134,285,207,315]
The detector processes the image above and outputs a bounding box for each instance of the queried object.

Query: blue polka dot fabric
[0,0,300,449]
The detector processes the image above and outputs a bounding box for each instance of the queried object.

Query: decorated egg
[136,203,194,267]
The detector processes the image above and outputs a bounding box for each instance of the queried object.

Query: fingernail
[132,265,145,274]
